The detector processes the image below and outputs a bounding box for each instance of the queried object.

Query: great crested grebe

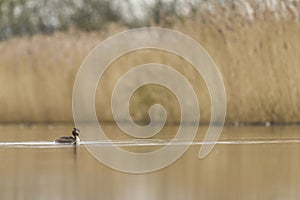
[55,128,80,144]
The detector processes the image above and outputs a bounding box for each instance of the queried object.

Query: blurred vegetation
[0,0,299,123]
[0,0,120,39]
[0,0,202,40]
[1,0,299,40]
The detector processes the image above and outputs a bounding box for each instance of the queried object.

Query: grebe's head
[72,128,80,137]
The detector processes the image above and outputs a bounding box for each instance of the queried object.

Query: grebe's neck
[75,135,80,143]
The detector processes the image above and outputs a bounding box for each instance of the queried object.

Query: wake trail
[1,138,300,148]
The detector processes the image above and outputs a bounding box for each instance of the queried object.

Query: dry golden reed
[0,1,299,124]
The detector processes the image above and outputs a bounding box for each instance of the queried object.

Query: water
[0,124,300,200]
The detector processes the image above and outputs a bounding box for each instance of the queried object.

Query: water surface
[0,124,300,200]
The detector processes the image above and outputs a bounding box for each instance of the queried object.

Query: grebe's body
[55,128,80,144]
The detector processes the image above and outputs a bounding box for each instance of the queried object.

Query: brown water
[0,124,300,200]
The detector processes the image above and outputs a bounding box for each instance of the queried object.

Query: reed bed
[0,0,299,124]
